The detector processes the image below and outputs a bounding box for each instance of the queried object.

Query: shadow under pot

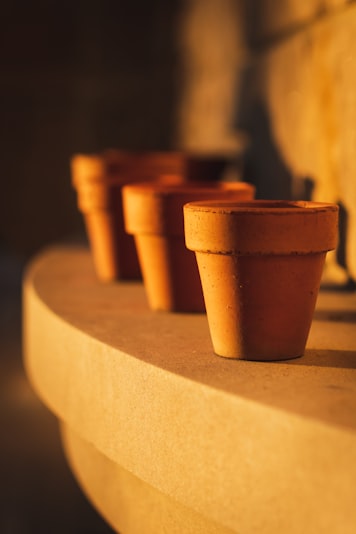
[184,200,339,360]
[122,181,255,312]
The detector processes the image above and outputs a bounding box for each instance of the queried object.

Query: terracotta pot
[184,200,339,360]
[122,181,255,312]
[71,152,142,281]
[71,149,241,281]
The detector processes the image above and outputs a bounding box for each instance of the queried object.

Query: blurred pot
[123,181,255,312]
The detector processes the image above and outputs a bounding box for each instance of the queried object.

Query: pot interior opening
[185,200,336,211]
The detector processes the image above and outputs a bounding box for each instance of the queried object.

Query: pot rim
[122,180,255,197]
[71,151,184,187]
[183,199,338,214]
[123,183,255,236]
[184,200,339,255]
[71,150,241,188]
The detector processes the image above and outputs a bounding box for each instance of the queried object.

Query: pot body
[184,200,339,360]
[123,182,255,312]
[81,184,141,281]
[135,234,204,311]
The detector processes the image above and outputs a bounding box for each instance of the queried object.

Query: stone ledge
[61,422,232,534]
[23,245,356,533]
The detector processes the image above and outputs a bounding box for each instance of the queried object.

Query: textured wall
[177,0,356,285]
[247,1,356,284]
[176,0,246,154]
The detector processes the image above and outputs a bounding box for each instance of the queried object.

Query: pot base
[135,234,205,312]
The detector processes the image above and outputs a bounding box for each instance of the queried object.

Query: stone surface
[62,423,233,534]
[23,246,356,533]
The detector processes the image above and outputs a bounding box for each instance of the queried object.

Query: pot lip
[183,199,339,214]
[184,200,339,254]
[70,151,182,187]
[122,180,255,198]
[123,182,255,237]
[71,149,242,188]
[71,153,121,187]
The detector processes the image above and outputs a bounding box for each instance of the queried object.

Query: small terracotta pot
[71,149,240,281]
[71,152,142,281]
[122,181,255,312]
[184,200,339,360]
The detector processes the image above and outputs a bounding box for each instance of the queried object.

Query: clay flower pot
[71,152,142,281]
[184,200,339,360]
[71,149,240,282]
[122,181,255,312]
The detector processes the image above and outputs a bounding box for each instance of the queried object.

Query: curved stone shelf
[23,245,356,533]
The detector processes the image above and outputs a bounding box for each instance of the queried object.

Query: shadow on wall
[328,202,356,291]
[234,64,356,290]
[234,62,293,200]
[236,97,293,200]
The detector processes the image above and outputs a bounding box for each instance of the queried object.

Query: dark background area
[0,0,180,259]
[1,1,181,532]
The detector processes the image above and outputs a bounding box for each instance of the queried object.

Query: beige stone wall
[177,0,356,284]
[176,0,246,153]
[246,0,348,45]
[258,3,356,282]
